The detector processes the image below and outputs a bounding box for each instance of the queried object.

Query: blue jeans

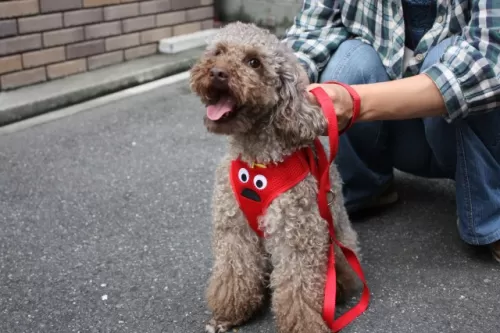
[319,38,500,246]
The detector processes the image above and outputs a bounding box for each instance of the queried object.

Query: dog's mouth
[206,94,238,122]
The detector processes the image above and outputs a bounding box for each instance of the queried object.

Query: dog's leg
[330,164,361,303]
[205,157,268,333]
[264,176,332,333]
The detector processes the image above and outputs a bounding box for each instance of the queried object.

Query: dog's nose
[210,67,229,81]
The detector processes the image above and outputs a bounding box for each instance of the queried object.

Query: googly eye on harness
[229,81,370,332]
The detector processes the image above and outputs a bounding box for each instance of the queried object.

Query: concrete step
[158,28,219,54]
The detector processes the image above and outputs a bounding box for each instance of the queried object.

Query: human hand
[306,83,354,132]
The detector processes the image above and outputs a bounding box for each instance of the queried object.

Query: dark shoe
[491,240,500,263]
[363,183,399,210]
[347,181,399,217]
[457,218,500,263]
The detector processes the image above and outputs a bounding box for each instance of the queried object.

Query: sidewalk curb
[0,47,203,127]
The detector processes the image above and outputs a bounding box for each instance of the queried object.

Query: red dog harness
[229,82,370,332]
[230,149,311,238]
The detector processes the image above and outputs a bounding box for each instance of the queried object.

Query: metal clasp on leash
[327,189,335,206]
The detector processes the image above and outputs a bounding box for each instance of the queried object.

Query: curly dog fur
[190,22,362,333]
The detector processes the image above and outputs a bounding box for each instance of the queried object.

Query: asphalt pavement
[0,79,499,333]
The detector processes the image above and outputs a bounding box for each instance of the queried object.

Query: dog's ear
[273,46,326,144]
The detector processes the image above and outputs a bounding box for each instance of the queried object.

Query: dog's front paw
[205,270,264,330]
[276,314,331,333]
[273,291,331,333]
[205,318,233,333]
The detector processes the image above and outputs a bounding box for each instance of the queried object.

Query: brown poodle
[190,22,362,333]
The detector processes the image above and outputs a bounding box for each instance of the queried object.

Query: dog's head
[190,22,325,142]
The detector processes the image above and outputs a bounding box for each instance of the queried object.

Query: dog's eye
[214,49,221,56]
[238,168,250,183]
[247,58,261,68]
[253,175,267,190]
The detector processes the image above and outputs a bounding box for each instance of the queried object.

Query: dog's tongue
[207,96,235,121]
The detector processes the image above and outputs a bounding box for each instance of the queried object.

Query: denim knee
[420,37,455,72]
[319,39,390,84]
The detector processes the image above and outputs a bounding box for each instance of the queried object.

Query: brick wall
[0,0,214,91]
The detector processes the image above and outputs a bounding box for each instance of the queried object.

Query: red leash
[308,81,370,332]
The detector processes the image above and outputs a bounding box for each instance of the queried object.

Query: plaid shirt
[282,0,500,122]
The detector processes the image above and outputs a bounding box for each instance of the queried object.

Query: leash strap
[323,81,362,135]
[309,81,370,332]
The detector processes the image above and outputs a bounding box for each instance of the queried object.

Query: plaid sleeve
[423,0,500,121]
[282,0,351,83]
